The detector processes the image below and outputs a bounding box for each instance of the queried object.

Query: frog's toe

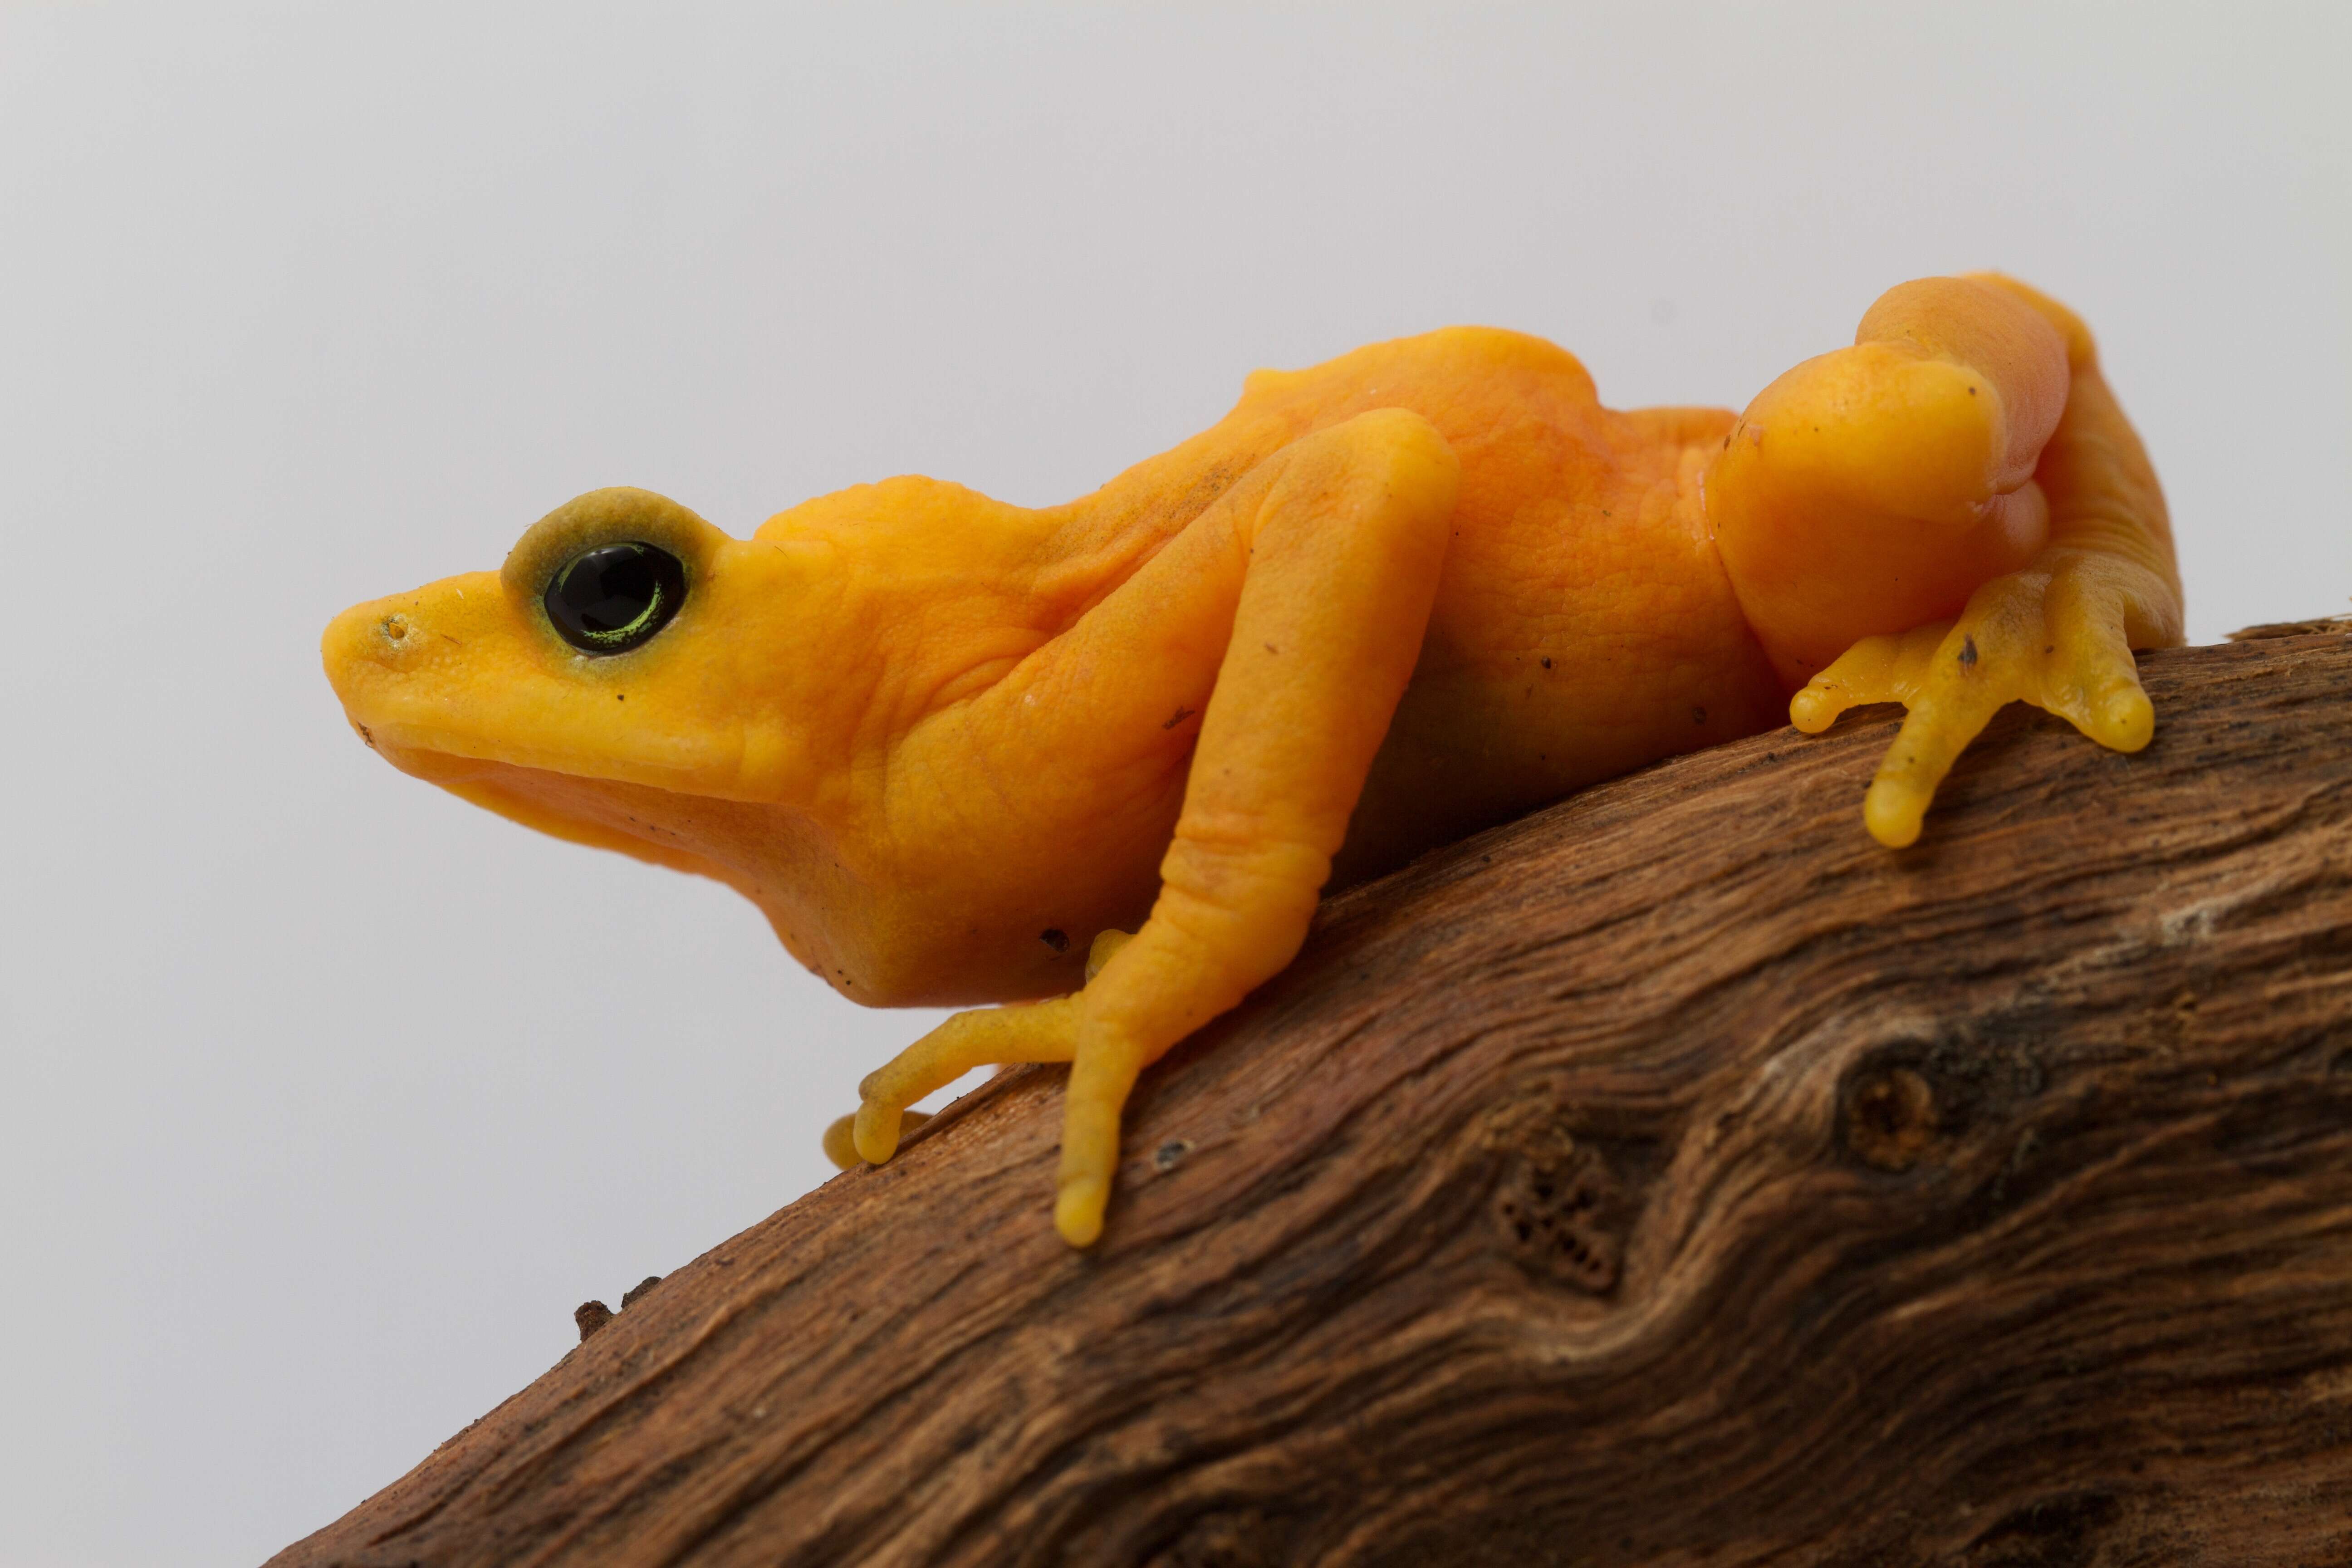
[2097,683,2155,752]
[828,1107,927,1168]
[2066,670,2153,753]
[823,1112,859,1169]
[1055,1174,1110,1248]
[1859,660,2016,848]
[1054,1024,1152,1249]
[1790,621,1946,735]
[852,1098,909,1166]
[1862,763,1940,849]
[1084,927,1134,982]
[1788,681,1847,736]
[2043,617,2154,753]
[853,993,1087,1166]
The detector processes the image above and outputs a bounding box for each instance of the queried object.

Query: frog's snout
[320,597,426,705]
[321,568,510,733]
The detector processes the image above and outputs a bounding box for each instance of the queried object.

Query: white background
[2,5,2345,1564]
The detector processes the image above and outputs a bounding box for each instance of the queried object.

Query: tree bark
[271,626,2352,1568]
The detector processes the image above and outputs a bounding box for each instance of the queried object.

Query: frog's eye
[543,542,688,656]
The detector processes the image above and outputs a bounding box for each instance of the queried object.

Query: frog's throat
[365,739,853,985]
[372,740,729,881]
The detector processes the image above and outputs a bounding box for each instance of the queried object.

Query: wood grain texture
[272,627,2352,1568]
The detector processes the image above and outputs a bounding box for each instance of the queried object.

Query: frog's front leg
[840,410,1460,1245]
[1049,409,1458,1244]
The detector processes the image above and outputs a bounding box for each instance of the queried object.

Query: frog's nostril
[323,599,423,712]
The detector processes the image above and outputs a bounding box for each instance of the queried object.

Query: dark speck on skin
[1960,636,1980,670]
[1691,706,1706,725]
[1162,705,1195,730]
[1540,657,1553,669]
[1041,928,1070,953]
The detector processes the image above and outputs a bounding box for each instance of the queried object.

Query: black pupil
[544,543,686,655]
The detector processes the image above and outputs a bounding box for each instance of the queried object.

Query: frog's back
[1200,328,1786,879]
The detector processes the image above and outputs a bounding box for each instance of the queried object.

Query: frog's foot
[1790,552,2162,848]
[841,929,1135,1168]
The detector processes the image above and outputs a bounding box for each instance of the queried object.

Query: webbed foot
[1791,550,2169,847]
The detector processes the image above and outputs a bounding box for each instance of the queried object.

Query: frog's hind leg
[1711,273,2181,848]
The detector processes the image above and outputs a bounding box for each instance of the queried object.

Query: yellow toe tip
[2099,692,2155,752]
[1054,1181,1107,1248]
[1789,689,1838,734]
[1863,789,1925,849]
[853,1106,902,1166]
[821,1113,861,1170]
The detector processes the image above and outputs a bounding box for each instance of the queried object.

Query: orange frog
[323,273,2181,1246]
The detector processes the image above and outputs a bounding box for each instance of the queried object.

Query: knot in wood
[1488,1124,1623,1293]
[1841,1064,1941,1172]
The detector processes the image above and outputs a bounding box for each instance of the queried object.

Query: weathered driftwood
[272,627,2352,1568]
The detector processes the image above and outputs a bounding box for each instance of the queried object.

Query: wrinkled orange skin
[325,273,2181,1245]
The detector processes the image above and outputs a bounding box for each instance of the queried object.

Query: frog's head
[324,485,838,799]
[324,481,1076,1004]
[322,486,889,974]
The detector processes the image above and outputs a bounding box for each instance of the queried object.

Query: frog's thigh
[1053,408,1461,1246]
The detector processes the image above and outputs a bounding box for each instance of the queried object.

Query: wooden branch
[272,627,2352,1568]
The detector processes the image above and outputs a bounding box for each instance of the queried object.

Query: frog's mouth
[365,735,734,883]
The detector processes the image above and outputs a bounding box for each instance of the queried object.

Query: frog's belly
[1333,474,1784,885]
